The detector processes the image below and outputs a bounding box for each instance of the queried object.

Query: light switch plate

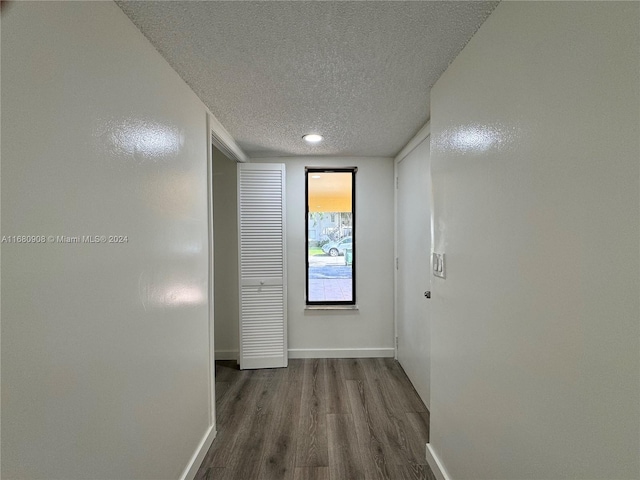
[433,253,445,278]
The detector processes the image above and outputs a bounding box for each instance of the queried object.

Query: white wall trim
[206,114,217,431]
[393,160,399,359]
[184,111,224,472]
[180,426,217,480]
[215,349,239,361]
[208,112,248,163]
[288,348,394,359]
[426,443,452,480]
[395,121,431,164]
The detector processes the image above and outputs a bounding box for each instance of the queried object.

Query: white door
[237,163,287,369]
[396,137,431,408]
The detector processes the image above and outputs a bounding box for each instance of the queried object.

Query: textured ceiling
[116,1,498,158]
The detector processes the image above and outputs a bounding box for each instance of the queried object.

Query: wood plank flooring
[195,358,435,480]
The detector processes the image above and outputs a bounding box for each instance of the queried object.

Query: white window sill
[305,305,359,311]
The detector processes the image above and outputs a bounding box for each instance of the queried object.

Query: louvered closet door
[237,163,287,370]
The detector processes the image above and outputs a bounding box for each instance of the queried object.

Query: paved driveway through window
[308,255,352,301]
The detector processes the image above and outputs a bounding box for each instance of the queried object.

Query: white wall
[212,147,240,359]
[252,157,395,358]
[1,2,214,478]
[429,2,639,479]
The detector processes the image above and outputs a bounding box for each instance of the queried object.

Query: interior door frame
[206,114,217,431]
[207,111,248,418]
[393,121,431,360]
[180,112,248,480]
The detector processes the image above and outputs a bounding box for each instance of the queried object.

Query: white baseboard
[180,426,217,480]
[218,348,395,361]
[426,443,452,480]
[287,347,394,359]
[215,349,238,360]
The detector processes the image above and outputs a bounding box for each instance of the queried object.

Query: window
[305,168,356,305]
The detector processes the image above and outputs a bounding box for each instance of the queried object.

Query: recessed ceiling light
[311,175,321,179]
[303,134,323,144]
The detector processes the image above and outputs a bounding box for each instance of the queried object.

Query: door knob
[424,291,431,299]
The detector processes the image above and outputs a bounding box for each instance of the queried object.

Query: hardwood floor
[195,358,435,480]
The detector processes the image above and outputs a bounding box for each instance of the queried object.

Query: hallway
[196,359,434,480]
[3,2,638,478]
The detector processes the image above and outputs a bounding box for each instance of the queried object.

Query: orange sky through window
[308,172,352,212]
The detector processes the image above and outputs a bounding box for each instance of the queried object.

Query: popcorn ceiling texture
[116,1,498,158]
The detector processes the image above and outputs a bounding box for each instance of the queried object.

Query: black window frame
[305,167,356,306]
